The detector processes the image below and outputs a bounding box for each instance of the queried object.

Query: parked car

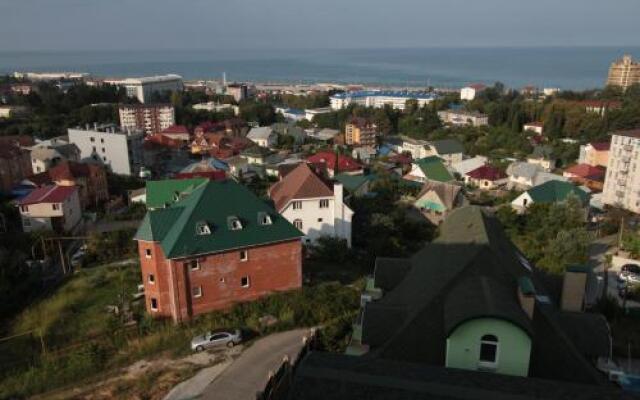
[618,282,640,301]
[191,329,242,352]
[618,264,640,283]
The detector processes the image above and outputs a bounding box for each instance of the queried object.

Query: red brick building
[134,179,303,322]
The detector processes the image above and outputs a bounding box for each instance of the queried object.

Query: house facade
[465,165,507,189]
[247,127,277,148]
[414,181,466,224]
[17,185,82,233]
[135,179,303,322]
[511,180,589,213]
[578,142,610,168]
[269,163,353,247]
[438,109,489,127]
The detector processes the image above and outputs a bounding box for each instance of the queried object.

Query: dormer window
[196,221,211,235]
[228,216,243,231]
[173,191,180,202]
[258,212,272,226]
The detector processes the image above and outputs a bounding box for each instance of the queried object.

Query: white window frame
[292,201,302,210]
[192,286,203,298]
[478,334,499,370]
[150,298,158,311]
[294,219,303,230]
[240,250,248,262]
[189,260,200,271]
[148,273,155,284]
[145,248,152,259]
[319,199,329,208]
[241,276,250,288]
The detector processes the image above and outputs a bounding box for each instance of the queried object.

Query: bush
[308,236,350,263]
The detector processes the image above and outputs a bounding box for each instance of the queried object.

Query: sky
[1,0,640,51]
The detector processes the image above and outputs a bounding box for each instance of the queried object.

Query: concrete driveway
[201,328,309,400]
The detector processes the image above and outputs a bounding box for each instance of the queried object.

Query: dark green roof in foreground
[135,179,303,259]
[334,173,376,192]
[527,180,589,204]
[415,156,454,182]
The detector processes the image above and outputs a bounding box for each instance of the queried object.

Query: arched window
[479,334,498,368]
[294,219,303,230]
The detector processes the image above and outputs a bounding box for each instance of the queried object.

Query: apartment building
[226,83,249,102]
[578,142,610,168]
[105,75,183,103]
[119,103,175,135]
[68,123,143,176]
[192,102,240,116]
[602,129,640,213]
[606,54,640,91]
[460,83,486,101]
[345,117,378,146]
[438,109,489,127]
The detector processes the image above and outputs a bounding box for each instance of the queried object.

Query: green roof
[145,178,208,209]
[135,179,303,259]
[526,180,589,205]
[334,173,376,192]
[415,156,454,183]
[430,138,464,155]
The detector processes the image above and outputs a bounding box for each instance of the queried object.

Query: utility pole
[58,240,67,274]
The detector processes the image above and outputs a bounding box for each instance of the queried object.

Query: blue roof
[182,157,229,172]
[331,90,439,101]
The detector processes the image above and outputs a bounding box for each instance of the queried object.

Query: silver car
[191,329,242,352]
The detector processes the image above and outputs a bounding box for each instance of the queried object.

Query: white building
[105,74,183,103]
[304,107,332,121]
[602,129,640,213]
[119,103,175,135]
[68,123,143,176]
[523,122,544,135]
[246,126,277,148]
[330,90,438,111]
[17,185,82,233]
[192,102,240,116]
[388,135,430,159]
[29,141,80,174]
[13,71,89,81]
[269,163,353,247]
[460,84,487,101]
[438,109,489,127]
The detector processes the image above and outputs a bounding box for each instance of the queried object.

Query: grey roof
[415,181,464,210]
[360,206,611,385]
[507,161,543,179]
[373,258,412,292]
[286,352,631,400]
[428,139,464,155]
[246,126,275,140]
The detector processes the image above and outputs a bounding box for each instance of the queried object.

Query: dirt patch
[33,347,239,400]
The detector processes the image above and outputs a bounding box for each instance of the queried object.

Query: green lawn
[0,260,361,398]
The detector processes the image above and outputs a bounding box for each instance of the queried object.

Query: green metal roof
[526,180,589,205]
[415,156,454,183]
[334,173,376,192]
[135,179,303,259]
[145,178,208,209]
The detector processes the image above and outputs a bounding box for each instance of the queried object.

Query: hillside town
[2,53,640,399]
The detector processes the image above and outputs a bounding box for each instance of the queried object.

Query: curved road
[202,328,309,400]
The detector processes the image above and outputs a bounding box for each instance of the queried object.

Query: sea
[1,47,639,90]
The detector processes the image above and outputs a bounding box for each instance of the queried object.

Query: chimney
[517,276,535,319]
[561,265,589,312]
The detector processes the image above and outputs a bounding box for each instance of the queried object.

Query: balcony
[622,156,632,163]
[624,145,633,152]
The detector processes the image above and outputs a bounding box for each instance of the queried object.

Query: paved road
[201,328,309,400]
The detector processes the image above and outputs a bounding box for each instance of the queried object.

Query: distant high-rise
[606,54,640,91]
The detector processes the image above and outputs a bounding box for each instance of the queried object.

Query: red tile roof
[144,134,184,149]
[269,163,334,211]
[18,185,77,205]
[466,165,507,181]
[468,83,487,90]
[27,161,101,186]
[525,121,544,127]
[307,151,362,173]
[564,164,606,181]
[589,142,610,151]
[161,125,189,135]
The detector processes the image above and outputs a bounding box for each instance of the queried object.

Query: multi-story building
[0,136,32,194]
[68,123,143,176]
[345,118,378,146]
[25,161,109,208]
[134,179,303,322]
[606,54,640,91]
[460,83,486,101]
[118,103,175,135]
[438,109,489,127]
[17,185,81,233]
[602,129,640,213]
[578,141,610,168]
[330,90,438,111]
[29,139,80,174]
[226,83,249,102]
[105,75,183,103]
[269,163,353,247]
